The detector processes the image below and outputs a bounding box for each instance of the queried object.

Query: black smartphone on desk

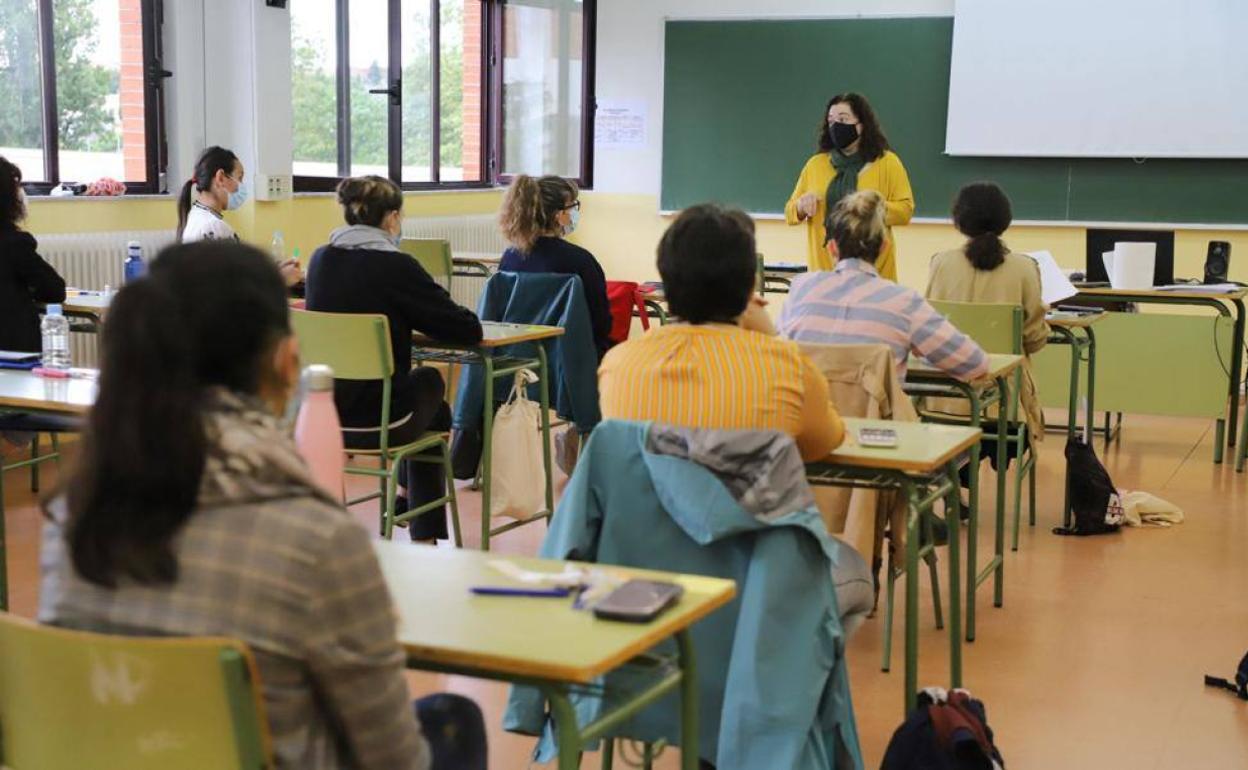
[592,579,684,623]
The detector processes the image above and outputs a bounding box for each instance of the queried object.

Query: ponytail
[176,146,240,243]
[175,179,194,242]
[952,181,1012,272]
[56,241,291,587]
[65,278,205,586]
[499,174,577,253]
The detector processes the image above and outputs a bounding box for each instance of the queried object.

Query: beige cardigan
[926,247,1050,440]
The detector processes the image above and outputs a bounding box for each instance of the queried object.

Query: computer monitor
[1085,228,1175,286]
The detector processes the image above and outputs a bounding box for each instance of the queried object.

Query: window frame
[487,0,596,189]
[22,0,169,196]
[292,0,595,193]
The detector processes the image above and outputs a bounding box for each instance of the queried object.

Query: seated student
[498,175,613,357]
[599,203,845,462]
[779,190,990,383]
[927,181,1050,439]
[0,155,66,354]
[176,145,303,287]
[306,175,483,544]
[39,241,486,770]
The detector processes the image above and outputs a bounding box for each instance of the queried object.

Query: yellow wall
[571,192,1248,294]
[25,189,1248,296]
[24,190,505,263]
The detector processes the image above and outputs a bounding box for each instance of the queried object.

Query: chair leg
[923,547,944,632]
[441,441,463,548]
[881,545,896,673]
[382,461,401,541]
[1011,439,1026,552]
[29,434,39,493]
[601,738,614,770]
[1028,453,1037,526]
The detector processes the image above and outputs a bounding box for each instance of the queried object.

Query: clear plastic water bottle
[123,241,145,284]
[294,364,345,501]
[271,230,286,262]
[41,304,71,371]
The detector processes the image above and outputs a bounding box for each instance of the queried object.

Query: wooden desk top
[821,417,981,474]
[907,353,1023,384]
[0,370,96,414]
[1073,286,1248,301]
[414,321,565,349]
[1047,311,1106,329]
[373,543,737,683]
[61,292,111,317]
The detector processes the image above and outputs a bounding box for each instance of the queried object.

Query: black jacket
[0,229,66,353]
[500,236,612,357]
[305,244,483,429]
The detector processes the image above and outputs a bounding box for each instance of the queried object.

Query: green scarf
[825,150,867,213]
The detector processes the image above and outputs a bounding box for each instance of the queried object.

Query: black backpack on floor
[1053,437,1124,536]
[1205,650,1248,701]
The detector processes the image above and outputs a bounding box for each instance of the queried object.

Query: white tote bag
[490,369,546,520]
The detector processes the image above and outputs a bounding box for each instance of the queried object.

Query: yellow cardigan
[784,150,915,280]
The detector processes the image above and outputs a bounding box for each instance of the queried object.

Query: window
[292,0,593,191]
[0,0,167,193]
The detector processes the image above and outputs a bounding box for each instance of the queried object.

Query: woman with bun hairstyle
[306,175,483,544]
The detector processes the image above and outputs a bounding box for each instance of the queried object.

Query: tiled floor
[4,412,1248,769]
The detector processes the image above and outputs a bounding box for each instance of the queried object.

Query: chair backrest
[928,300,1023,355]
[399,238,453,283]
[0,612,272,769]
[290,309,394,382]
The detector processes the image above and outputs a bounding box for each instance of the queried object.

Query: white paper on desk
[1025,250,1078,305]
[1103,242,1156,289]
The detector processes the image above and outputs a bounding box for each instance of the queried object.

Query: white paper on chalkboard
[1025,250,1078,306]
[595,100,647,149]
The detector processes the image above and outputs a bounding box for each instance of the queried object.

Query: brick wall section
[461,0,482,181]
[118,0,146,182]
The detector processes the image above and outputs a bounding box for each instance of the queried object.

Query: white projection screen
[945,0,1248,158]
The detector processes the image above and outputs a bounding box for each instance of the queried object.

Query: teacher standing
[785,93,914,281]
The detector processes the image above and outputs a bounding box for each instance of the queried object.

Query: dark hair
[0,155,26,230]
[337,175,404,228]
[952,182,1013,271]
[825,190,888,263]
[177,146,240,242]
[657,204,756,324]
[57,241,291,587]
[816,93,891,162]
[499,174,578,252]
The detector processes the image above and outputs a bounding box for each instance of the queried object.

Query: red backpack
[604,281,650,344]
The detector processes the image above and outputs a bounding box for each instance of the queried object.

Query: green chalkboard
[660,18,1248,224]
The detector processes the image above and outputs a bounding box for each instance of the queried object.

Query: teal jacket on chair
[503,420,864,770]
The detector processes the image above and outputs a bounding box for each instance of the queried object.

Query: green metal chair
[400,238,454,291]
[290,309,463,545]
[0,612,273,769]
[927,300,1036,552]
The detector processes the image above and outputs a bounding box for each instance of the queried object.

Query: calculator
[857,426,899,448]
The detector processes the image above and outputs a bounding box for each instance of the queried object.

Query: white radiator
[402,213,504,311]
[38,229,176,366]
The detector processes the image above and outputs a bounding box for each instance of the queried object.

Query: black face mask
[830,122,860,150]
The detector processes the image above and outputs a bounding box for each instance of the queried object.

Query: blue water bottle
[123,241,146,284]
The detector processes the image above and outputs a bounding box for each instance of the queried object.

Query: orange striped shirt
[598,324,845,460]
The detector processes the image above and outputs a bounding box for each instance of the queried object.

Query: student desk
[412,322,564,549]
[373,541,737,770]
[806,418,981,714]
[1045,311,1105,529]
[0,369,96,611]
[1060,286,1246,460]
[904,354,1022,644]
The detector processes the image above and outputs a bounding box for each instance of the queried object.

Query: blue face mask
[226,181,248,211]
[562,206,581,236]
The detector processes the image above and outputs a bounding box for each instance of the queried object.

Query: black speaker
[1204,241,1231,284]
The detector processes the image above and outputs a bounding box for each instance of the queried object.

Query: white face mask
[562,205,580,236]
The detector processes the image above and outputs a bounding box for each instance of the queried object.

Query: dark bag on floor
[881,688,1005,770]
[1053,437,1124,536]
[1204,649,1248,701]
